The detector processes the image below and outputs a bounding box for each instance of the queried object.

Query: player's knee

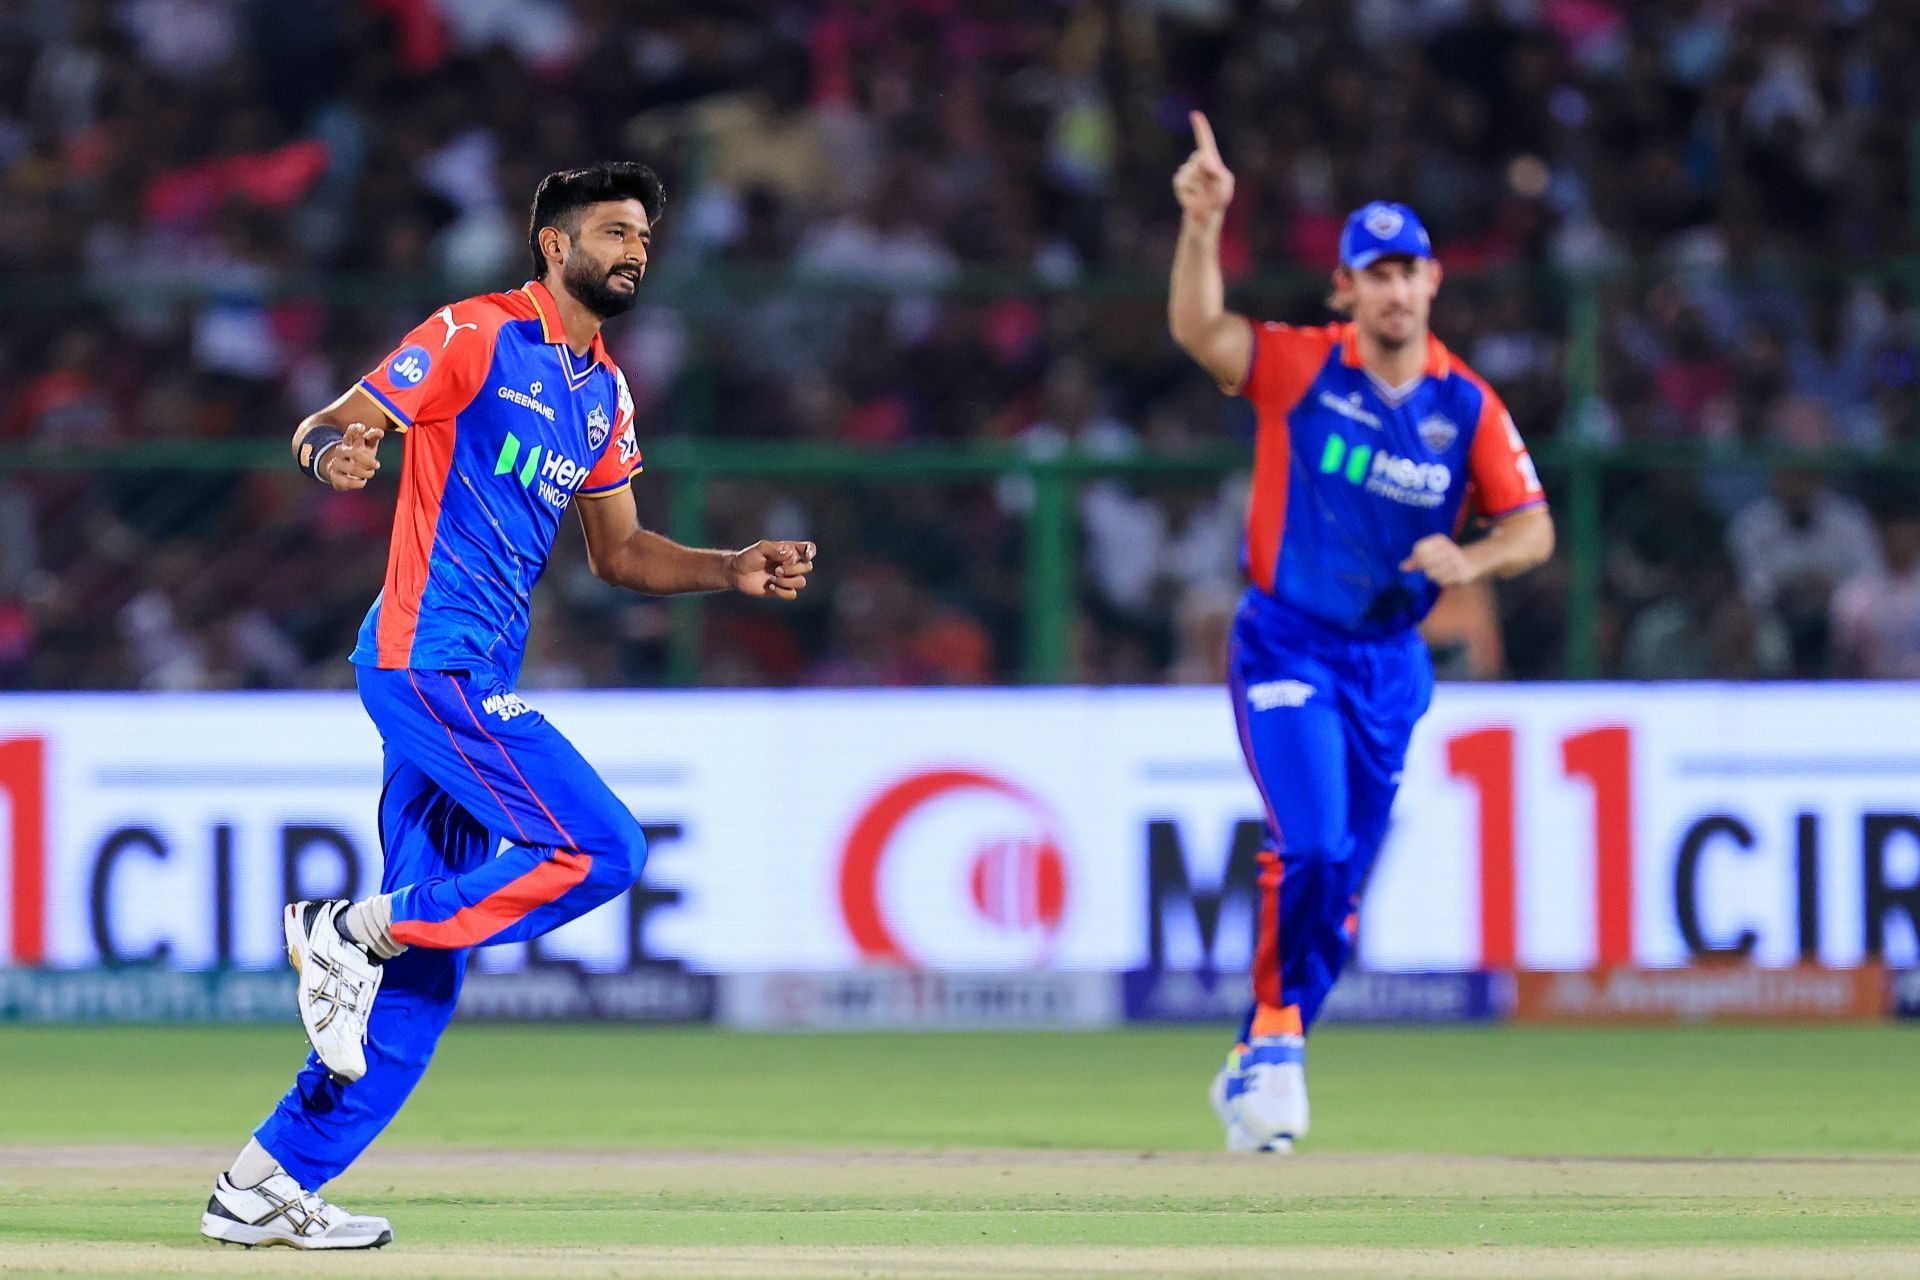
[599,820,648,888]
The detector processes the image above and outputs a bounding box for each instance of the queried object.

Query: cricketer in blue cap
[1168,111,1554,1156]
[1339,201,1433,269]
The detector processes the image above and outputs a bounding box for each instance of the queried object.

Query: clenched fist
[1401,534,1479,587]
[729,540,817,601]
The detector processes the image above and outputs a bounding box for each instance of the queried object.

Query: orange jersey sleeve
[356,301,499,433]
[1459,368,1546,519]
[578,365,642,497]
[1237,320,1339,412]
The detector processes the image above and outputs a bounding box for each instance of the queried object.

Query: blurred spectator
[2,0,1919,687]
[1788,289,1879,447]
[1621,551,1784,681]
[1831,504,1920,679]
[4,330,118,443]
[1727,469,1882,675]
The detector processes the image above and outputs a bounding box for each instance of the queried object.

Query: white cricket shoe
[1210,1062,1291,1153]
[1210,1037,1309,1153]
[284,899,381,1083]
[200,1172,392,1249]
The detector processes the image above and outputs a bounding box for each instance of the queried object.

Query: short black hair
[527,161,666,279]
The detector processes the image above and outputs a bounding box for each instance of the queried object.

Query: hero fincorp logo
[1317,432,1450,508]
[838,769,1069,968]
[493,432,588,509]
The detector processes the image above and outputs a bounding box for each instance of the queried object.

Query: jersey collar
[518,279,608,365]
[1337,322,1451,380]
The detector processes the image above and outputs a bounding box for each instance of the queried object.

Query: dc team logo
[838,769,1070,967]
[388,345,431,387]
[587,404,611,451]
[1363,204,1404,238]
[1418,414,1458,454]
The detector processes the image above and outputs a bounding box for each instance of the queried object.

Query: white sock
[338,893,406,960]
[227,1138,281,1188]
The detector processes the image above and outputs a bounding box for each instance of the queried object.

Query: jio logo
[838,769,1070,968]
[389,346,431,386]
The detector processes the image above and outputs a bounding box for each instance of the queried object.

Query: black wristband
[298,425,345,485]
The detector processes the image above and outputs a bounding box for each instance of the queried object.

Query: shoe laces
[306,948,374,1041]
[295,1188,333,1227]
[253,1176,337,1234]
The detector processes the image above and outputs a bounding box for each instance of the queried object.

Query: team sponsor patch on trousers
[1247,680,1315,711]
[481,692,533,721]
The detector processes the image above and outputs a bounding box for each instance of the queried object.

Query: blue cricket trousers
[254,667,648,1189]
[1227,589,1432,1038]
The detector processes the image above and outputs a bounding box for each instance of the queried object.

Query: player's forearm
[598,528,734,595]
[291,386,373,457]
[1169,215,1251,387]
[291,412,344,465]
[1464,509,1555,580]
[1168,213,1228,350]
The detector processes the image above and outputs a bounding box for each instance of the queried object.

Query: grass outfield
[1,1024,1917,1278]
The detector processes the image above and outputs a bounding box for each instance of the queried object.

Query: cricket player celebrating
[199,162,816,1247]
[1168,115,1553,1152]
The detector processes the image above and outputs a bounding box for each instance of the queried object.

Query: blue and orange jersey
[1233,320,1545,637]
[348,280,641,683]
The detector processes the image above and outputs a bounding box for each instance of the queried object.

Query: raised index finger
[1190,111,1221,161]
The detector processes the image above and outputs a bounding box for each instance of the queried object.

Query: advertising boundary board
[0,965,718,1024]
[1510,965,1886,1023]
[6,685,1920,976]
[717,970,1121,1031]
[1121,969,1506,1024]
[3,963,1902,1025]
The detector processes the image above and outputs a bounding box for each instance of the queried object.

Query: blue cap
[1339,202,1433,268]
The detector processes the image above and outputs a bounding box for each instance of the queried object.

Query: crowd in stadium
[3,0,1919,689]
